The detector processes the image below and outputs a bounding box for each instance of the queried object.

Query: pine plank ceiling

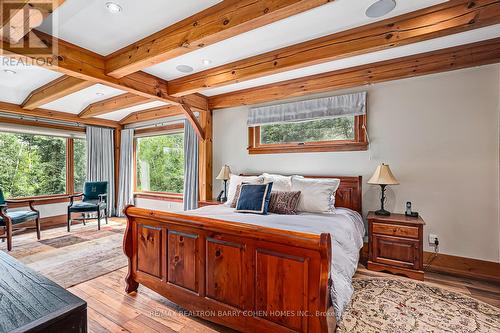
[0,0,500,126]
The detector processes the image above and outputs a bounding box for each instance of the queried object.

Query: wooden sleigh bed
[123,176,362,333]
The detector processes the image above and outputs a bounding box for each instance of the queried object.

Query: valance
[247,91,366,126]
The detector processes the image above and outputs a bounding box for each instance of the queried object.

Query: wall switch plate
[429,234,438,245]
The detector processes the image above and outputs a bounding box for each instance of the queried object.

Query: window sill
[6,194,75,208]
[248,142,368,154]
[134,192,183,203]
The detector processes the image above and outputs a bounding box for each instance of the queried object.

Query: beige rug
[338,278,500,333]
[3,221,127,288]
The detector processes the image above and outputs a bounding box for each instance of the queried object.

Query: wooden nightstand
[367,211,425,280]
[198,200,224,207]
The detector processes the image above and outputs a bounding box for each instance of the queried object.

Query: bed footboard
[123,206,332,333]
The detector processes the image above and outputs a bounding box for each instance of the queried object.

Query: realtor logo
[0,0,59,66]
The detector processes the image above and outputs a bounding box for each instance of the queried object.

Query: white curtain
[248,91,367,126]
[86,126,115,216]
[116,129,134,217]
[183,120,198,211]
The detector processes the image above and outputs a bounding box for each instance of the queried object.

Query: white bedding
[181,205,365,320]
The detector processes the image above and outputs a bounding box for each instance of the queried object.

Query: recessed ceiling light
[105,2,122,14]
[366,0,396,18]
[176,64,194,73]
[96,92,105,96]
[3,69,16,75]
[201,59,212,65]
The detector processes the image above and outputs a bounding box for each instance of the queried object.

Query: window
[73,138,87,193]
[248,115,367,154]
[135,133,184,194]
[0,131,67,198]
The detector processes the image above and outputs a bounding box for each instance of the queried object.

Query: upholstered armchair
[0,188,41,251]
[67,181,108,231]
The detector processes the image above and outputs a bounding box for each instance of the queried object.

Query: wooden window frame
[248,114,368,154]
[0,131,83,204]
[133,124,185,199]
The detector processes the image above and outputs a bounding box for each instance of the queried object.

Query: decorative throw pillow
[261,173,292,192]
[230,184,243,208]
[235,183,273,214]
[291,176,340,213]
[226,175,264,205]
[268,191,301,215]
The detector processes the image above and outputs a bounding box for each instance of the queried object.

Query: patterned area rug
[3,221,127,288]
[338,278,500,333]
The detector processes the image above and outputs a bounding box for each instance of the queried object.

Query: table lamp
[368,163,399,216]
[216,165,231,202]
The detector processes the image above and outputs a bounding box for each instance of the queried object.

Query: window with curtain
[248,92,368,154]
[0,131,67,198]
[73,137,87,193]
[135,132,184,194]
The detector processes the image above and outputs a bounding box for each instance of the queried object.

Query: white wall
[134,198,183,212]
[212,65,500,263]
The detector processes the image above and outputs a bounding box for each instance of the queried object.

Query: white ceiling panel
[144,0,447,80]
[42,84,125,114]
[97,100,169,121]
[38,0,222,56]
[202,24,500,97]
[0,58,63,104]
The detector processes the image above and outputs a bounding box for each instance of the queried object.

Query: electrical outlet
[429,234,438,245]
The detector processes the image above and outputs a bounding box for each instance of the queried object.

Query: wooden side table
[198,200,225,207]
[367,211,425,280]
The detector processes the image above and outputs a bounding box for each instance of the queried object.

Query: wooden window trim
[133,128,184,198]
[248,115,368,154]
[1,133,81,203]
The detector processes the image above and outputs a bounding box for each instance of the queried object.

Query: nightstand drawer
[372,222,419,239]
[371,234,420,270]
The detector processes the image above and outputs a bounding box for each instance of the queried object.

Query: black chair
[67,181,108,231]
[0,188,40,251]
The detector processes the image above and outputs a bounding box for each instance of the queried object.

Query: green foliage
[136,133,184,194]
[261,116,355,144]
[74,138,87,193]
[0,132,66,198]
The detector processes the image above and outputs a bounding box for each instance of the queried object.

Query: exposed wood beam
[105,0,330,78]
[119,105,184,125]
[79,93,151,118]
[198,110,212,201]
[169,0,500,96]
[181,104,204,140]
[0,101,121,128]
[22,75,93,110]
[208,37,500,109]
[134,123,184,136]
[0,115,86,133]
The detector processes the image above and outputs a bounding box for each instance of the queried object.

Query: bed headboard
[240,174,363,213]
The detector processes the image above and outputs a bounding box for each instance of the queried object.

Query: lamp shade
[216,165,231,180]
[368,163,399,185]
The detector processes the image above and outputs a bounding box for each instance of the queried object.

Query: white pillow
[226,175,263,205]
[261,173,292,192]
[291,176,340,213]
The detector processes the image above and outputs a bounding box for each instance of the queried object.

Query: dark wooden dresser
[0,251,87,333]
[367,211,425,280]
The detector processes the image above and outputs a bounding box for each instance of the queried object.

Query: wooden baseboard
[0,214,75,236]
[360,243,500,284]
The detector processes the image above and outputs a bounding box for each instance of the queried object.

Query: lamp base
[375,209,391,216]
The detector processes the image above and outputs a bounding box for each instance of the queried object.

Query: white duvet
[182,205,365,320]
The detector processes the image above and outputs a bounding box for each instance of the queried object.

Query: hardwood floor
[3,225,499,333]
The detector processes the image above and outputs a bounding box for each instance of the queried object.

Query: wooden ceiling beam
[0,101,121,128]
[208,37,500,109]
[105,0,330,78]
[169,0,500,96]
[79,93,151,118]
[119,105,184,125]
[181,103,204,140]
[22,75,93,110]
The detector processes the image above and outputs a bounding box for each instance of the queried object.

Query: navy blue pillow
[235,183,273,215]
